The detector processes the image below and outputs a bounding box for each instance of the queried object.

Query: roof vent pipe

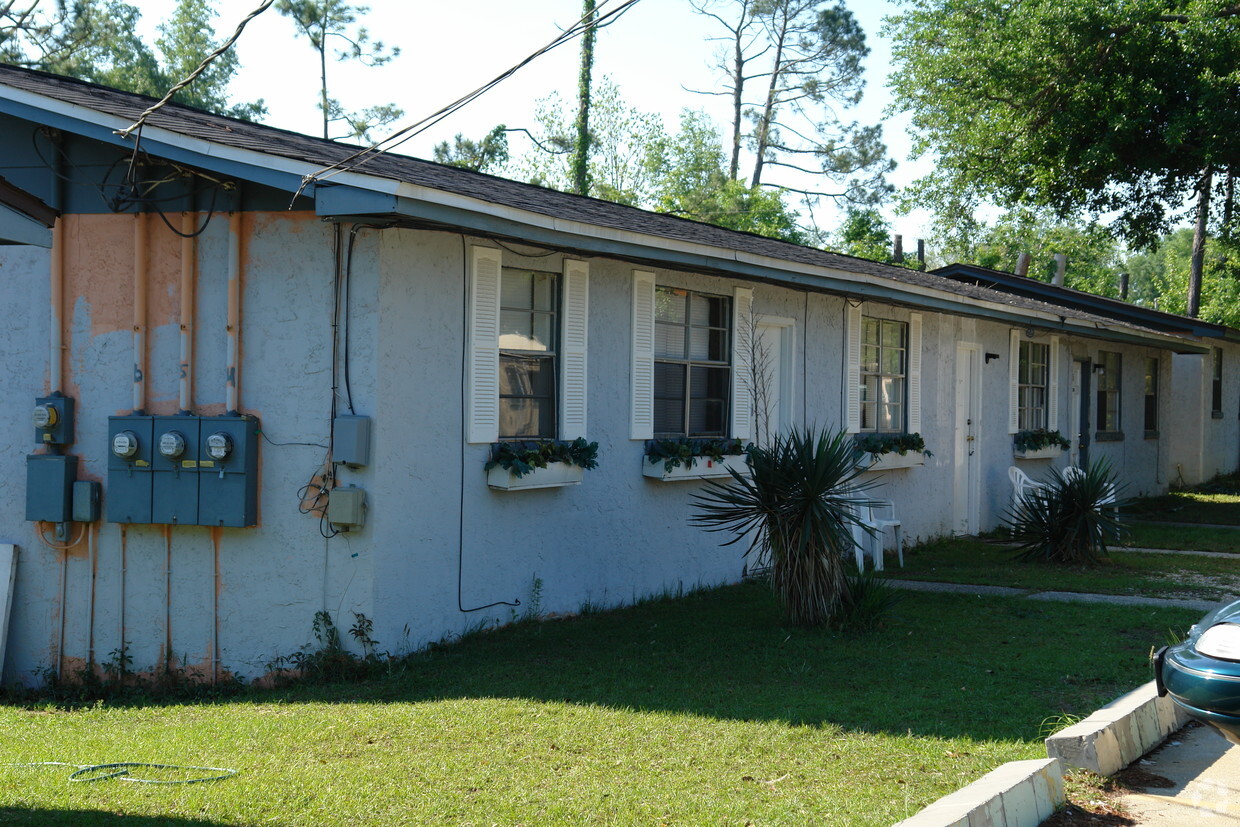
[1014,252,1031,277]
[916,239,925,268]
[1053,253,1067,286]
[1119,272,1130,301]
[893,234,904,263]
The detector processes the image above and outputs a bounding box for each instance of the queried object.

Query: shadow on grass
[0,808,228,825]
[11,583,1198,746]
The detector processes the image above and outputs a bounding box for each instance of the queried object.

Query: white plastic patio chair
[865,498,904,569]
[1008,466,1047,512]
[1061,465,1119,517]
[843,492,882,571]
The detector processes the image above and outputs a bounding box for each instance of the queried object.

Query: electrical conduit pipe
[133,213,148,414]
[225,211,242,415]
[179,213,196,414]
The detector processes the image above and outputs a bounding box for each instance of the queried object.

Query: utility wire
[294,0,644,197]
[114,0,276,139]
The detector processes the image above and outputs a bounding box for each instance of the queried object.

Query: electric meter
[112,430,140,459]
[205,432,233,461]
[32,404,59,430]
[158,430,186,459]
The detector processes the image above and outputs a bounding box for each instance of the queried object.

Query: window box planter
[643,453,749,482]
[488,461,584,491]
[1013,445,1063,460]
[858,451,925,471]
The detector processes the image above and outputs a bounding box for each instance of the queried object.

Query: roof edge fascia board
[326,193,1204,354]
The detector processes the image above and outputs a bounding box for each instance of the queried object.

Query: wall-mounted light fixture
[985,352,1001,364]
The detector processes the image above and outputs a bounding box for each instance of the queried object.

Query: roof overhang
[0,80,1208,354]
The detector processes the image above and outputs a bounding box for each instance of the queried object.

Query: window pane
[880,375,903,408]
[690,400,726,436]
[499,309,532,349]
[655,323,685,359]
[881,320,903,348]
[499,356,554,397]
[880,402,902,432]
[862,318,879,346]
[655,288,686,324]
[532,272,554,311]
[861,344,879,374]
[881,345,905,376]
[501,270,532,309]
[689,325,710,360]
[500,398,554,439]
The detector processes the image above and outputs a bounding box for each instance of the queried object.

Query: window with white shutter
[846,304,921,434]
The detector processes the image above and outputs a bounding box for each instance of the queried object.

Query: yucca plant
[1005,458,1128,564]
[691,427,877,627]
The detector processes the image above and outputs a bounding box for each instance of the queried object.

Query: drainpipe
[179,212,196,414]
[1053,253,1067,287]
[133,213,148,414]
[225,209,243,415]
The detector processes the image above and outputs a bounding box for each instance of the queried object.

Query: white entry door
[754,317,795,445]
[953,344,982,534]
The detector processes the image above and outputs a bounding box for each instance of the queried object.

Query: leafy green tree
[1127,228,1240,327]
[832,207,891,261]
[690,0,893,203]
[887,0,1240,316]
[939,210,1126,298]
[432,126,510,174]
[276,0,402,141]
[3,0,263,120]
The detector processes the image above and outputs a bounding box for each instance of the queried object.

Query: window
[1017,340,1050,430]
[1144,357,1159,434]
[860,317,907,432]
[499,268,557,439]
[467,247,588,445]
[653,287,731,437]
[1212,347,1224,417]
[1096,351,1121,433]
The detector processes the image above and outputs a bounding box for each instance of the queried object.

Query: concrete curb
[892,758,1064,827]
[1045,680,1189,776]
[894,682,1189,826]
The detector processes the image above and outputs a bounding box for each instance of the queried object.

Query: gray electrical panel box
[72,480,101,523]
[328,486,366,531]
[26,453,77,523]
[333,415,371,467]
[34,395,74,447]
[152,415,199,525]
[198,416,259,528]
[107,415,154,524]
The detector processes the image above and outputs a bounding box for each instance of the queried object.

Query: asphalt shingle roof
[0,63,1192,342]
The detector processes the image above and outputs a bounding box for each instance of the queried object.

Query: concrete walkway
[889,578,1221,612]
[1118,723,1240,825]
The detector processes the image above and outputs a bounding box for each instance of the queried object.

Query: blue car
[1156,598,1240,744]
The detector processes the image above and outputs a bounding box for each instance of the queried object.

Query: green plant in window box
[486,438,599,479]
[1013,429,1070,453]
[854,432,931,458]
[645,438,752,473]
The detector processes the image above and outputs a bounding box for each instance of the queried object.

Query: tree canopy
[886,0,1240,313]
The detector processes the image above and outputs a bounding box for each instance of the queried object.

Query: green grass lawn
[888,537,1240,601]
[1124,484,1240,526]
[1125,521,1240,553]
[0,582,1197,826]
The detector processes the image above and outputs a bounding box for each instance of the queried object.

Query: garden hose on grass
[4,761,237,784]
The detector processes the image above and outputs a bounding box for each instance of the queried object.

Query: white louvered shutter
[731,287,754,440]
[560,259,589,440]
[1047,335,1060,431]
[1008,329,1021,434]
[845,303,863,432]
[466,246,502,444]
[907,313,922,434]
[630,270,656,440]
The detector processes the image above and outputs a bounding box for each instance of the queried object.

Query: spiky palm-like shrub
[1005,459,1128,564]
[691,428,876,627]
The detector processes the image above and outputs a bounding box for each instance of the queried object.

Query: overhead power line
[115,0,276,139]
[293,0,644,199]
